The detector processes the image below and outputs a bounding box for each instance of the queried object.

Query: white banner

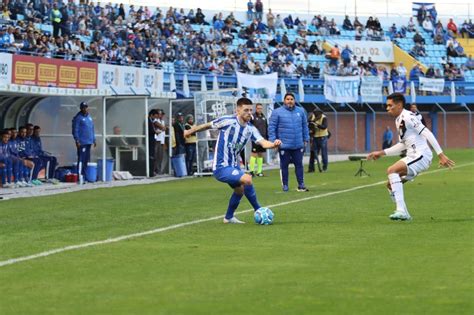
[98,64,163,94]
[0,53,12,85]
[419,77,444,92]
[361,76,383,103]
[236,72,278,99]
[324,75,360,103]
[333,40,394,63]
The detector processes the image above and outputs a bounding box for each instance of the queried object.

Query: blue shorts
[213,166,245,188]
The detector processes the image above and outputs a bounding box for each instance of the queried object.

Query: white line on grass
[1,162,472,268]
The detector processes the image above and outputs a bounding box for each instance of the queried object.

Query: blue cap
[80,101,88,108]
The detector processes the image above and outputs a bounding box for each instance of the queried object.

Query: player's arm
[184,122,212,137]
[257,138,282,149]
[367,142,406,160]
[419,128,455,169]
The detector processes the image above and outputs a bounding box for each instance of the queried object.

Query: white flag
[201,75,207,92]
[183,74,190,97]
[410,81,416,103]
[213,75,219,90]
[298,79,305,102]
[388,80,394,95]
[280,78,287,102]
[169,73,176,92]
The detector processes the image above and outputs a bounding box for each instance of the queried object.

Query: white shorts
[401,154,432,181]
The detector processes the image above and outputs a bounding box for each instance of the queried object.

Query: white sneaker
[389,210,412,221]
[16,181,26,188]
[3,183,13,188]
[223,217,246,224]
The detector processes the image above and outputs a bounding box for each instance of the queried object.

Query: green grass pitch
[0,149,473,314]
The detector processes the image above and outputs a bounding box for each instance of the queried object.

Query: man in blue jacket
[268,93,310,192]
[72,101,96,181]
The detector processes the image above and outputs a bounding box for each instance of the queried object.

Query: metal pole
[345,102,358,153]
[102,97,107,182]
[463,103,472,148]
[145,97,150,177]
[365,103,376,150]
[325,102,338,154]
[434,103,447,148]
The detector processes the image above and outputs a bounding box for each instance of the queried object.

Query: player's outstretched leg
[388,173,411,221]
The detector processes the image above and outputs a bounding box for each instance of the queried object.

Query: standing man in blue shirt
[268,93,310,192]
[184,97,281,224]
[382,126,393,150]
[72,101,96,182]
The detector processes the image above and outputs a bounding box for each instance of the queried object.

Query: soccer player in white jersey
[184,97,282,224]
[367,93,455,221]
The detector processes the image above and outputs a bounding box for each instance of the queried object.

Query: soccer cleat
[223,217,246,224]
[282,185,289,192]
[389,211,412,221]
[297,186,309,192]
[16,181,26,188]
[249,171,255,177]
[256,173,264,177]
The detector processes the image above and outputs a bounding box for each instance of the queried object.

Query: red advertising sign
[12,55,98,89]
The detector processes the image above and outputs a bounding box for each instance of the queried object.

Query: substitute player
[248,103,268,177]
[184,97,281,224]
[367,93,455,221]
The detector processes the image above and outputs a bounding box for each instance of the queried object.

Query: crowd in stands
[0,125,58,188]
[0,0,472,81]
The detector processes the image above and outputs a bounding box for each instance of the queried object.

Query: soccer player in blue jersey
[184,97,282,224]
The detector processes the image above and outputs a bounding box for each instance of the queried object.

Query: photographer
[308,109,329,172]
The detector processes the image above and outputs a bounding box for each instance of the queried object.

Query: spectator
[153,109,167,175]
[31,126,57,181]
[411,42,427,57]
[382,126,393,150]
[413,31,425,45]
[268,93,309,192]
[355,26,363,40]
[447,18,458,34]
[343,15,354,30]
[407,17,416,32]
[255,0,263,21]
[72,102,96,183]
[328,44,340,67]
[173,112,186,156]
[308,109,329,173]
[417,5,427,26]
[341,45,352,66]
[422,16,434,33]
[409,103,427,126]
[353,17,363,29]
[50,3,62,37]
[465,55,474,70]
[425,65,435,78]
[246,0,254,21]
[266,9,275,31]
[397,62,407,78]
[409,64,424,81]
[184,115,197,176]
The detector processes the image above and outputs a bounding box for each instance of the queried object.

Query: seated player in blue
[184,97,282,224]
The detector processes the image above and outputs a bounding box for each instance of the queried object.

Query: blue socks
[244,185,261,210]
[225,185,261,219]
[225,192,243,219]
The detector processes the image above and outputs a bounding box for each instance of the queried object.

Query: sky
[107,0,472,20]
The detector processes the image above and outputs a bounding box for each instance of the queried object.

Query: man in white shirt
[153,109,167,175]
[396,62,407,78]
[368,93,455,220]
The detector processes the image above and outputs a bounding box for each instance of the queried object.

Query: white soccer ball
[254,207,274,225]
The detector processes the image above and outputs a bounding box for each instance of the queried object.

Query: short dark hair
[236,97,252,107]
[387,93,406,108]
[284,92,295,100]
[34,125,41,130]
[149,109,158,116]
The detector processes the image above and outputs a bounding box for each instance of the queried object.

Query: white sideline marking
[1,163,472,268]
